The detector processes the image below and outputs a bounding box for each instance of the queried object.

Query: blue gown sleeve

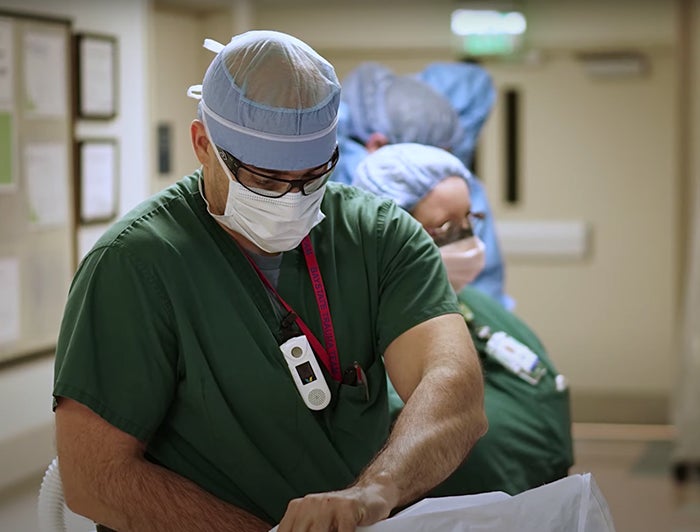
[466,176,513,310]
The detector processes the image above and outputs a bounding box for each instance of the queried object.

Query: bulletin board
[0,11,74,365]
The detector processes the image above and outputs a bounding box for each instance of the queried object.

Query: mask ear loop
[196,113,239,217]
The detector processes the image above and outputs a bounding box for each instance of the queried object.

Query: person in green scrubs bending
[53,31,487,531]
[353,142,574,496]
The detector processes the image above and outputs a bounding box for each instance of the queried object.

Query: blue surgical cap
[417,62,496,168]
[340,62,461,150]
[352,143,472,212]
[187,30,340,171]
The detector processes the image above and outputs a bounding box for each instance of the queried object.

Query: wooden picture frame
[77,139,118,224]
[75,32,117,119]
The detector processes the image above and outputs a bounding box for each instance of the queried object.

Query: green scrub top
[388,286,574,496]
[53,172,459,524]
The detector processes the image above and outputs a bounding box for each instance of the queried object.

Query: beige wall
[258,1,454,77]
[481,49,678,397]
[149,6,234,192]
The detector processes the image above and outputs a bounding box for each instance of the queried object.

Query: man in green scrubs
[53,31,487,531]
[354,142,574,497]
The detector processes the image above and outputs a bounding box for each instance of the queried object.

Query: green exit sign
[461,34,519,56]
[451,9,526,56]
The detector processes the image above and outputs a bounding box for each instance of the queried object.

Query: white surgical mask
[439,236,486,292]
[199,144,326,253]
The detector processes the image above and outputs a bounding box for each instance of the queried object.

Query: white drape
[270,474,616,532]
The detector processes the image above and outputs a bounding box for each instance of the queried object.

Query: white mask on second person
[439,236,486,292]
[200,142,326,254]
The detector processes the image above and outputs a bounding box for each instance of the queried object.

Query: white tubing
[37,457,67,532]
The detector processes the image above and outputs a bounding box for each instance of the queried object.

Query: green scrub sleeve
[374,201,460,354]
[53,244,178,442]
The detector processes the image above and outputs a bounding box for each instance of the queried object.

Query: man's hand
[276,479,397,532]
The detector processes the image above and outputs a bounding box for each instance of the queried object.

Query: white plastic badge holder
[280,335,331,410]
[484,331,547,385]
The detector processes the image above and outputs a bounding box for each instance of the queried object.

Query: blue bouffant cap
[353,143,472,212]
[187,30,340,171]
[340,62,461,150]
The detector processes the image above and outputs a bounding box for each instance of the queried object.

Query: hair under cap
[352,143,471,212]
[340,62,461,150]
[188,30,340,171]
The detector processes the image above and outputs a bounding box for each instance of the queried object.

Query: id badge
[280,335,331,410]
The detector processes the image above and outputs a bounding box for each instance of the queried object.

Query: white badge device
[280,335,331,410]
[484,331,547,385]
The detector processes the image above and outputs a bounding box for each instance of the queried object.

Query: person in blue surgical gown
[336,61,513,309]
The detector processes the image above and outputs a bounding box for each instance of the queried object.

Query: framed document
[77,139,118,224]
[75,33,117,119]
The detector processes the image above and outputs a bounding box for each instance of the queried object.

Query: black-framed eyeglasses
[431,211,485,247]
[216,146,339,198]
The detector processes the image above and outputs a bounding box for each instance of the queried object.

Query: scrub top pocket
[322,357,390,474]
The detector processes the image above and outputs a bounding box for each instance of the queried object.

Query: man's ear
[191,119,211,165]
[365,132,389,153]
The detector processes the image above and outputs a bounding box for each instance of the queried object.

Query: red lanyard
[244,236,342,382]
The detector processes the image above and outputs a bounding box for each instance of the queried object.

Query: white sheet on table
[269,473,615,532]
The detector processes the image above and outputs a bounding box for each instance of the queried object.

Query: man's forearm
[356,361,487,507]
[66,456,271,532]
